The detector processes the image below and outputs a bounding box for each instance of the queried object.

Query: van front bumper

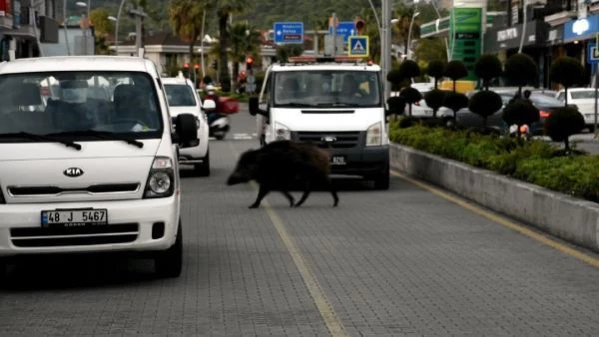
[328,145,389,177]
[0,196,179,257]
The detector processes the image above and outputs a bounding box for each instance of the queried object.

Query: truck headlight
[366,122,382,146]
[143,157,175,198]
[275,122,291,140]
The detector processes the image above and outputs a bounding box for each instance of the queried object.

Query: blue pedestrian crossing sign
[348,36,369,57]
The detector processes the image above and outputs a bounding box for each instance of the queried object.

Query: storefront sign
[564,14,599,42]
[485,20,548,53]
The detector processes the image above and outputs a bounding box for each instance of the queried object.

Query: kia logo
[63,167,84,177]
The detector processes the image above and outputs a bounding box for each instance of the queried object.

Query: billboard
[449,7,483,81]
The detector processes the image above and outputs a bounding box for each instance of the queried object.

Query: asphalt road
[2,108,599,336]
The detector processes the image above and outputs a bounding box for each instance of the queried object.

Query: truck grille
[10,223,139,247]
[294,131,361,148]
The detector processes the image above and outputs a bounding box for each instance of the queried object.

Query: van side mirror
[249,96,267,116]
[173,113,199,148]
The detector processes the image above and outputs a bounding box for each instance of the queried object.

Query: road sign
[273,22,304,44]
[328,21,356,43]
[588,42,599,64]
[348,36,369,57]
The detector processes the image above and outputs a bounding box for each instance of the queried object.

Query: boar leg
[321,176,339,207]
[249,184,270,209]
[280,191,295,207]
[294,181,311,208]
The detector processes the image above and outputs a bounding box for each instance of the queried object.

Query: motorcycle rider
[203,84,220,124]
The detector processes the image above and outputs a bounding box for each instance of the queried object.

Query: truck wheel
[194,150,210,177]
[155,220,183,278]
[373,171,390,190]
[588,125,595,133]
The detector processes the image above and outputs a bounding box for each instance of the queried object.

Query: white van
[249,56,392,189]
[0,56,199,278]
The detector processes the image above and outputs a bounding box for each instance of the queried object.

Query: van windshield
[273,70,381,108]
[0,71,164,143]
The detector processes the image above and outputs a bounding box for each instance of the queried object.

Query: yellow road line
[391,170,599,268]
[253,183,348,337]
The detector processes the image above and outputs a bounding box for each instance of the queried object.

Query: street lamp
[407,12,420,60]
[76,1,91,55]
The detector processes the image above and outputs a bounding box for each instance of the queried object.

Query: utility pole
[128,6,147,56]
[382,0,391,100]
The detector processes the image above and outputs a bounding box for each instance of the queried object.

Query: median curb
[390,143,599,253]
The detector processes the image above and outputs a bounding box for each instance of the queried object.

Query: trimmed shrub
[400,87,423,117]
[443,92,469,119]
[399,59,421,80]
[468,90,503,129]
[427,60,446,89]
[544,106,586,152]
[387,96,406,117]
[387,69,404,91]
[504,53,537,93]
[424,89,446,118]
[474,54,502,90]
[443,60,468,91]
[502,99,540,134]
[549,57,587,105]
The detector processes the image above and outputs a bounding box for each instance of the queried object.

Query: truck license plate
[41,209,108,228]
[331,156,346,166]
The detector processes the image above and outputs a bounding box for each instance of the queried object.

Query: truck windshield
[273,70,381,108]
[0,71,164,143]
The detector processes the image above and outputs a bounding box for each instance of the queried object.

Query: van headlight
[366,122,382,146]
[143,157,175,198]
[275,122,291,140]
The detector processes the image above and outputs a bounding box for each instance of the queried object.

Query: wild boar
[227,140,339,209]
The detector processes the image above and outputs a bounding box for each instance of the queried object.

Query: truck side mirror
[249,96,267,116]
[173,113,199,148]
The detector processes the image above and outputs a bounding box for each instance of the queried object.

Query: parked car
[555,88,597,132]
[163,76,211,176]
[437,89,567,134]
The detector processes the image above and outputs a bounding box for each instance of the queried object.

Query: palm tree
[214,0,251,92]
[228,22,261,90]
[169,0,209,68]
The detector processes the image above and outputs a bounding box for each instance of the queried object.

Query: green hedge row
[389,123,599,203]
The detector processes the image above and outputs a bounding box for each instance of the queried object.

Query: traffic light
[355,16,365,35]
[246,56,253,72]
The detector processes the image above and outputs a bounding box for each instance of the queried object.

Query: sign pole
[595,68,598,139]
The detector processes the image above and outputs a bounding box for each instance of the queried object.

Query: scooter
[203,99,230,140]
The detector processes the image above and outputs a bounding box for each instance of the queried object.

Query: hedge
[389,123,599,203]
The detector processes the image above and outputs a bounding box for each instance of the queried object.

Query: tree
[276,44,304,63]
[468,90,503,129]
[502,99,539,137]
[549,56,587,106]
[89,8,114,36]
[427,60,445,89]
[504,53,538,96]
[392,2,420,56]
[443,60,468,92]
[475,54,502,90]
[214,0,251,93]
[228,22,261,90]
[400,87,422,118]
[544,107,585,153]
[169,0,208,73]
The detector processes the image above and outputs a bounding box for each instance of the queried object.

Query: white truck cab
[0,56,199,278]
[249,56,392,189]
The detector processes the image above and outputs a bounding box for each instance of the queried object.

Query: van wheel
[194,150,210,177]
[373,170,390,190]
[588,125,595,133]
[155,220,183,278]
